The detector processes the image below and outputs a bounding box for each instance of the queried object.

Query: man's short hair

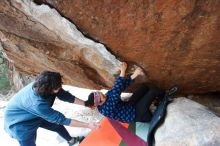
[33,71,62,97]
[85,93,95,107]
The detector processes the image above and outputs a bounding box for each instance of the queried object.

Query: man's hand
[88,122,100,130]
[131,67,144,79]
[121,62,127,72]
[120,62,127,77]
[74,98,85,106]
[70,119,100,130]
[134,67,144,76]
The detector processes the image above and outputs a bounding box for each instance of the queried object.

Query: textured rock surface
[0,0,220,93]
[155,97,220,146]
[0,0,120,89]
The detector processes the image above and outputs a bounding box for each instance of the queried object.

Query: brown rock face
[1,0,220,94]
[0,0,120,89]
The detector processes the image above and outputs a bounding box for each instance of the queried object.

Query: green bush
[0,52,11,94]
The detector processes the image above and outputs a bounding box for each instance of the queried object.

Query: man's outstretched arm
[69,119,99,130]
[73,98,85,106]
[56,88,85,106]
[110,62,144,93]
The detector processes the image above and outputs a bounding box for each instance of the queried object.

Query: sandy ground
[0,85,105,146]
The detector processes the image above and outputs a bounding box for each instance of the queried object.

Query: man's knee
[138,83,149,92]
[148,86,165,98]
[132,84,149,97]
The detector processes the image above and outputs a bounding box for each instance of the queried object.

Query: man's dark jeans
[128,84,165,122]
[18,120,72,146]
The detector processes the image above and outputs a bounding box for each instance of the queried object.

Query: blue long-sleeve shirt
[4,82,75,140]
[98,76,136,123]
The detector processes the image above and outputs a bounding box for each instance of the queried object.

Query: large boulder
[0,0,220,93]
[155,97,220,146]
[0,0,120,89]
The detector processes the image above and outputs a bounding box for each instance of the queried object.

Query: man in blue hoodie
[4,71,99,146]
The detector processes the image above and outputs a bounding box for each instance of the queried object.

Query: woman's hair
[33,71,62,97]
[85,93,95,107]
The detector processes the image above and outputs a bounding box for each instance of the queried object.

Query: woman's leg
[39,120,72,141]
[128,84,149,105]
[135,86,165,122]
[18,133,37,146]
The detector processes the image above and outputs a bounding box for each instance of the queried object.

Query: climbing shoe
[166,85,178,96]
[68,136,85,146]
